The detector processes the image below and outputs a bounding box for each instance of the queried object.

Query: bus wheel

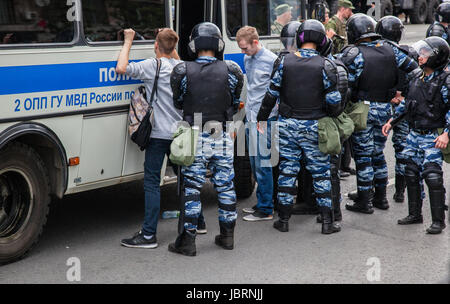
[233,147,255,200]
[409,0,428,24]
[0,142,51,264]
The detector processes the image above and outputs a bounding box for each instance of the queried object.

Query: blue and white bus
[0,0,319,263]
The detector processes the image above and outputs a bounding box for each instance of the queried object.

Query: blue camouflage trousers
[352,102,390,191]
[277,116,332,208]
[392,118,426,198]
[392,118,409,176]
[403,130,443,178]
[182,131,237,231]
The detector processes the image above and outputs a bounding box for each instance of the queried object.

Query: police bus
[0,0,316,263]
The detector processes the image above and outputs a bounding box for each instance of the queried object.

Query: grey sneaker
[243,210,273,221]
[242,204,257,214]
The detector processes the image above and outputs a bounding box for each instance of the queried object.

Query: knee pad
[424,172,443,191]
[422,162,443,179]
[405,162,420,184]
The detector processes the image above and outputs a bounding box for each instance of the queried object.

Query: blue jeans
[246,118,275,215]
[142,138,172,236]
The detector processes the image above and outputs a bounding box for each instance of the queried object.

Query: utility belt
[355,88,397,103]
[411,128,438,136]
[183,106,235,127]
[279,102,326,120]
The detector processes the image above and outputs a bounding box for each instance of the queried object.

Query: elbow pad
[170,62,187,108]
[400,56,419,73]
[257,93,277,122]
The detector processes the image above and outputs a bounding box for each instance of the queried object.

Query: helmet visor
[411,40,435,60]
[280,37,297,51]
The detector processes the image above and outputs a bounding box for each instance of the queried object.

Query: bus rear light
[69,157,80,166]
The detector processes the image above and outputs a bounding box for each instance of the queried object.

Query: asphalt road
[1,24,449,284]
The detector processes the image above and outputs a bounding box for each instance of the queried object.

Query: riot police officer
[383,37,450,234]
[168,22,244,256]
[375,16,413,203]
[426,2,450,44]
[338,13,419,214]
[257,19,343,234]
[277,21,320,216]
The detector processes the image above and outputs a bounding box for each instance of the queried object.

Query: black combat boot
[320,206,341,234]
[317,164,342,223]
[215,221,235,250]
[393,174,406,203]
[293,169,319,215]
[273,204,293,232]
[399,167,423,225]
[168,229,197,256]
[345,189,374,214]
[347,189,358,201]
[373,183,389,210]
[426,184,446,234]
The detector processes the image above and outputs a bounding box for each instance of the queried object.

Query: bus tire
[426,0,439,24]
[409,0,428,24]
[0,142,51,264]
[380,0,393,18]
[233,149,255,200]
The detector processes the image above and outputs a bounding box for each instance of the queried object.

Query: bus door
[175,0,212,60]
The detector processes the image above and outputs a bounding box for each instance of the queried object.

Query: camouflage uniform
[265,49,342,209]
[173,56,243,231]
[271,20,284,35]
[326,15,347,54]
[338,41,415,194]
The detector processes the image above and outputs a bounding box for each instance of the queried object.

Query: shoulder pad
[427,23,446,38]
[172,61,187,76]
[323,58,338,84]
[225,60,243,78]
[384,40,407,54]
[340,45,360,66]
[270,55,284,78]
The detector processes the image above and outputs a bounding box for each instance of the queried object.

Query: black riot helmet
[296,19,327,50]
[412,36,450,70]
[319,37,333,57]
[375,16,404,43]
[346,13,381,44]
[436,2,450,23]
[280,21,301,51]
[188,22,225,60]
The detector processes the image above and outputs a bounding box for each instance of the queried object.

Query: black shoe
[316,210,342,223]
[215,222,235,250]
[273,220,289,232]
[121,231,158,249]
[397,214,423,225]
[168,229,196,256]
[291,203,319,215]
[320,206,341,234]
[426,222,446,234]
[342,167,356,175]
[345,190,374,214]
[373,186,389,210]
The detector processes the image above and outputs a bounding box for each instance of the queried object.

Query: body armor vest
[406,71,449,130]
[279,52,327,120]
[183,60,233,125]
[357,43,398,102]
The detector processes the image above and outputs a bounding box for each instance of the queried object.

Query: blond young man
[236,26,278,221]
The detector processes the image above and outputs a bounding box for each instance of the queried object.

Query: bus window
[0,0,75,45]
[226,0,242,37]
[82,0,166,43]
[245,0,303,37]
